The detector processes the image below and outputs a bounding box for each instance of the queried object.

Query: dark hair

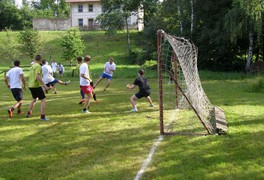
[138,69,144,75]
[35,54,42,61]
[14,60,20,67]
[84,55,91,62]
[42,59,47,65]
[77,56,82,62]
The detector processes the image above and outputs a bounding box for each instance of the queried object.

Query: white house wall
[70,2,101,27]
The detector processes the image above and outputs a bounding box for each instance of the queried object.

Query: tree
[0,29,21,62]
[31,0,69,18]
[19,28,42,59]
[60,28,85,64]
[225,0,263,72]
[100,0,159,53]
[96,10,124,36]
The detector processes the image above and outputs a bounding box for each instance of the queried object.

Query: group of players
[4,54,154,120]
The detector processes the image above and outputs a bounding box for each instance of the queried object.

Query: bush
[141,60,157,70]
[248,76,264,92]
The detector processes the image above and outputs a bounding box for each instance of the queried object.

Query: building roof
[66,0,100,2]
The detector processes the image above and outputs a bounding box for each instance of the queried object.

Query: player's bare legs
[146,96,154,107]
[83,92,92,111]
[103,79,112,91]
[27,98,37,116]
[40,98,46,115]
[93,77,103,88]
[130,95,138,111]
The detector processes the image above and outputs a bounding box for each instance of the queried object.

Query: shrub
[141,60,157,70]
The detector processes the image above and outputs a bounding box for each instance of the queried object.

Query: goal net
[157,30,228,135]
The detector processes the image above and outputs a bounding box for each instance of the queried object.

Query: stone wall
[33,18,71,31]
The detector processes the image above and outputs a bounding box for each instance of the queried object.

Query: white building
[66,0,144,31]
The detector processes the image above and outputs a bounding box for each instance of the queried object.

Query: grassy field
[0,31,263,179]
[0,70,263,179]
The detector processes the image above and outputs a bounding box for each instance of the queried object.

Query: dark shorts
[59,71,63,74]
[135,91,150,99]
[46,79,58,87]
[101,73,112,80]
[11,88,23,101]
[29,87,46,100]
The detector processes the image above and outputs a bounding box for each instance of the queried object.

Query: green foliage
[129,47,146,65]
[0,1,32,30]
[96,10,125,36]
[19,28,42,59]
[60,28,85,63]
[0,29,21,61]
[247,76,264,92]
[140,60,157,70]
[31,0,70,18]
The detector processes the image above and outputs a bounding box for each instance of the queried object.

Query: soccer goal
[157,30,228,135]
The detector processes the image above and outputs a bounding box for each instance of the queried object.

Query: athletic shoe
[8,109,13,118]
[130,108,137,112]
[82,110,91,114]
[54,91,57,94]
[64,80,70,85]
[79,99,85,104]
[17,110,23,115]
[41,117,49,121]
[26,111,32,118]
[150,104,155,107]
[94,100,99,103]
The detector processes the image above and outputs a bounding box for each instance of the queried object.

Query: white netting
[158,31,216,134]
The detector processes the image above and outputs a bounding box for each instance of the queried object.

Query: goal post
[157,30,228,135]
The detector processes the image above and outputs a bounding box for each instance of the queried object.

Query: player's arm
[81,73,92,82]
[109,64,116,72]
[126,84,136,89]
[20,74,26,90]
[4,76,10,88]
[110,68,115,72]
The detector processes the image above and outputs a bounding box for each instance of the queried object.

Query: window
[78,4,83,12]
[78,19,83,26]
[88,5,93,12]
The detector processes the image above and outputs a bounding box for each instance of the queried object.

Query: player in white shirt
[93,57,116,91]
[5,60,26,118]
[51,59,58,77]
[42,59,70,94]
[79,55,93,113]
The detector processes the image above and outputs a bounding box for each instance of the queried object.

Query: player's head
[77,56,82,63]
[13,60,20,67]
[42,59,47,65]
[138,69,144,76]
[109,57,114,64]
[84,55,91,62]
[35,54,42,62]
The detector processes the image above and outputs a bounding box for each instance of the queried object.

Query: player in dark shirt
[126,69,154,112]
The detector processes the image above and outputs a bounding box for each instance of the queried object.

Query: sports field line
[134,109,176,179]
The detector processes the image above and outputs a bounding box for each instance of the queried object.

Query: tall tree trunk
[190,0,194,36]
[262,12,264,60]
[177,0,183,34]
[125,17,131,52]
[245,31,254,72]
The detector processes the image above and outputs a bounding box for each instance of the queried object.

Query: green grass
[0,71,263,179]
[0,75,159,179]
[0,31,263,179]
[0,30,137,68]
